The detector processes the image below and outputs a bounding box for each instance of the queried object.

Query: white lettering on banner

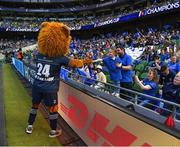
[6,28,39,32]
[146,1,180,15]
[95,18,119,27]
[69,27,77,30]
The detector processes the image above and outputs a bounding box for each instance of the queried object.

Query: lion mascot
[26,22,92,137]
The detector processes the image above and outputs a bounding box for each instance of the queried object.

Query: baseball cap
[96,65,102,70]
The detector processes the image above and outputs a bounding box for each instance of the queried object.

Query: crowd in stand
[69,42,179,115]
[69,26,180,59]
[0,39,36,63]
[0,0,178,31]
[66,25,180,114]
[0,38,36,51]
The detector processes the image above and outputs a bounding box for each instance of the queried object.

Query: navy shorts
[32,87,58,107]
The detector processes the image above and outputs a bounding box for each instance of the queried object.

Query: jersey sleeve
[60,56,70,66]
[103,57,107,66]
[117,57,122,63]
[149,81,157,90]
[126,55,133,66]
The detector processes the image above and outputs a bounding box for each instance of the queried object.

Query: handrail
[61,67,180,121]
[15,60,180,110]
[64,68,180,108]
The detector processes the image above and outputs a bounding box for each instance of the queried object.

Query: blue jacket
[103,56,122,81]
[118,53,133,83]
[141,78,157,101]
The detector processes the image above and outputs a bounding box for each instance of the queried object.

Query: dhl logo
[60,95,151,146]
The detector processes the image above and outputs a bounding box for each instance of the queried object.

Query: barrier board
[58,81,180,146]
[12,58,24,76]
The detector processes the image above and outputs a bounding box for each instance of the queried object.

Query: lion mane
[38,22,71,57]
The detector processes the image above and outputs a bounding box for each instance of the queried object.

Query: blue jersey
[143,78,157,97]
[33,53,70,92]
[103,56,122,82]
[118,53,133,83]
[168,61,180,73]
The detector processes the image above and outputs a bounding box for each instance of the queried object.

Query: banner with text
[58,82,180,146]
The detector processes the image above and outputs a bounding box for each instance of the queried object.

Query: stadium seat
[132,82,143,92]
[135,64,145,73]
[148,61,154,66]
[105,74,111,83]
[140,60,148,67]
[139,72,148,80]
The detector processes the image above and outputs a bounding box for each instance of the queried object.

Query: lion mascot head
[37,21,92,67]
[38,22,71,57]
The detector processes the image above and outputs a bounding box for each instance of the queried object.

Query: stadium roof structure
[0,0,141,19]
[0,0,134,10]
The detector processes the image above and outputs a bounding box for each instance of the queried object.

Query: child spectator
[93,65,107,90]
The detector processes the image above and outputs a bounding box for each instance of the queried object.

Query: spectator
[164,71,180,103]
[134,68,158,108]
[17,48,23,60]
[103,49,122,97]
[167,55,180,73]
[159,49,167,62]
[93,65,107,90]
[159,65,176,99]
[149,55,163,75]
[162,72,180,115]
[83,64,96,86]
[116,43,133,99]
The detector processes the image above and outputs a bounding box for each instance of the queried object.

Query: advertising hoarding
[58,82,180,146]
